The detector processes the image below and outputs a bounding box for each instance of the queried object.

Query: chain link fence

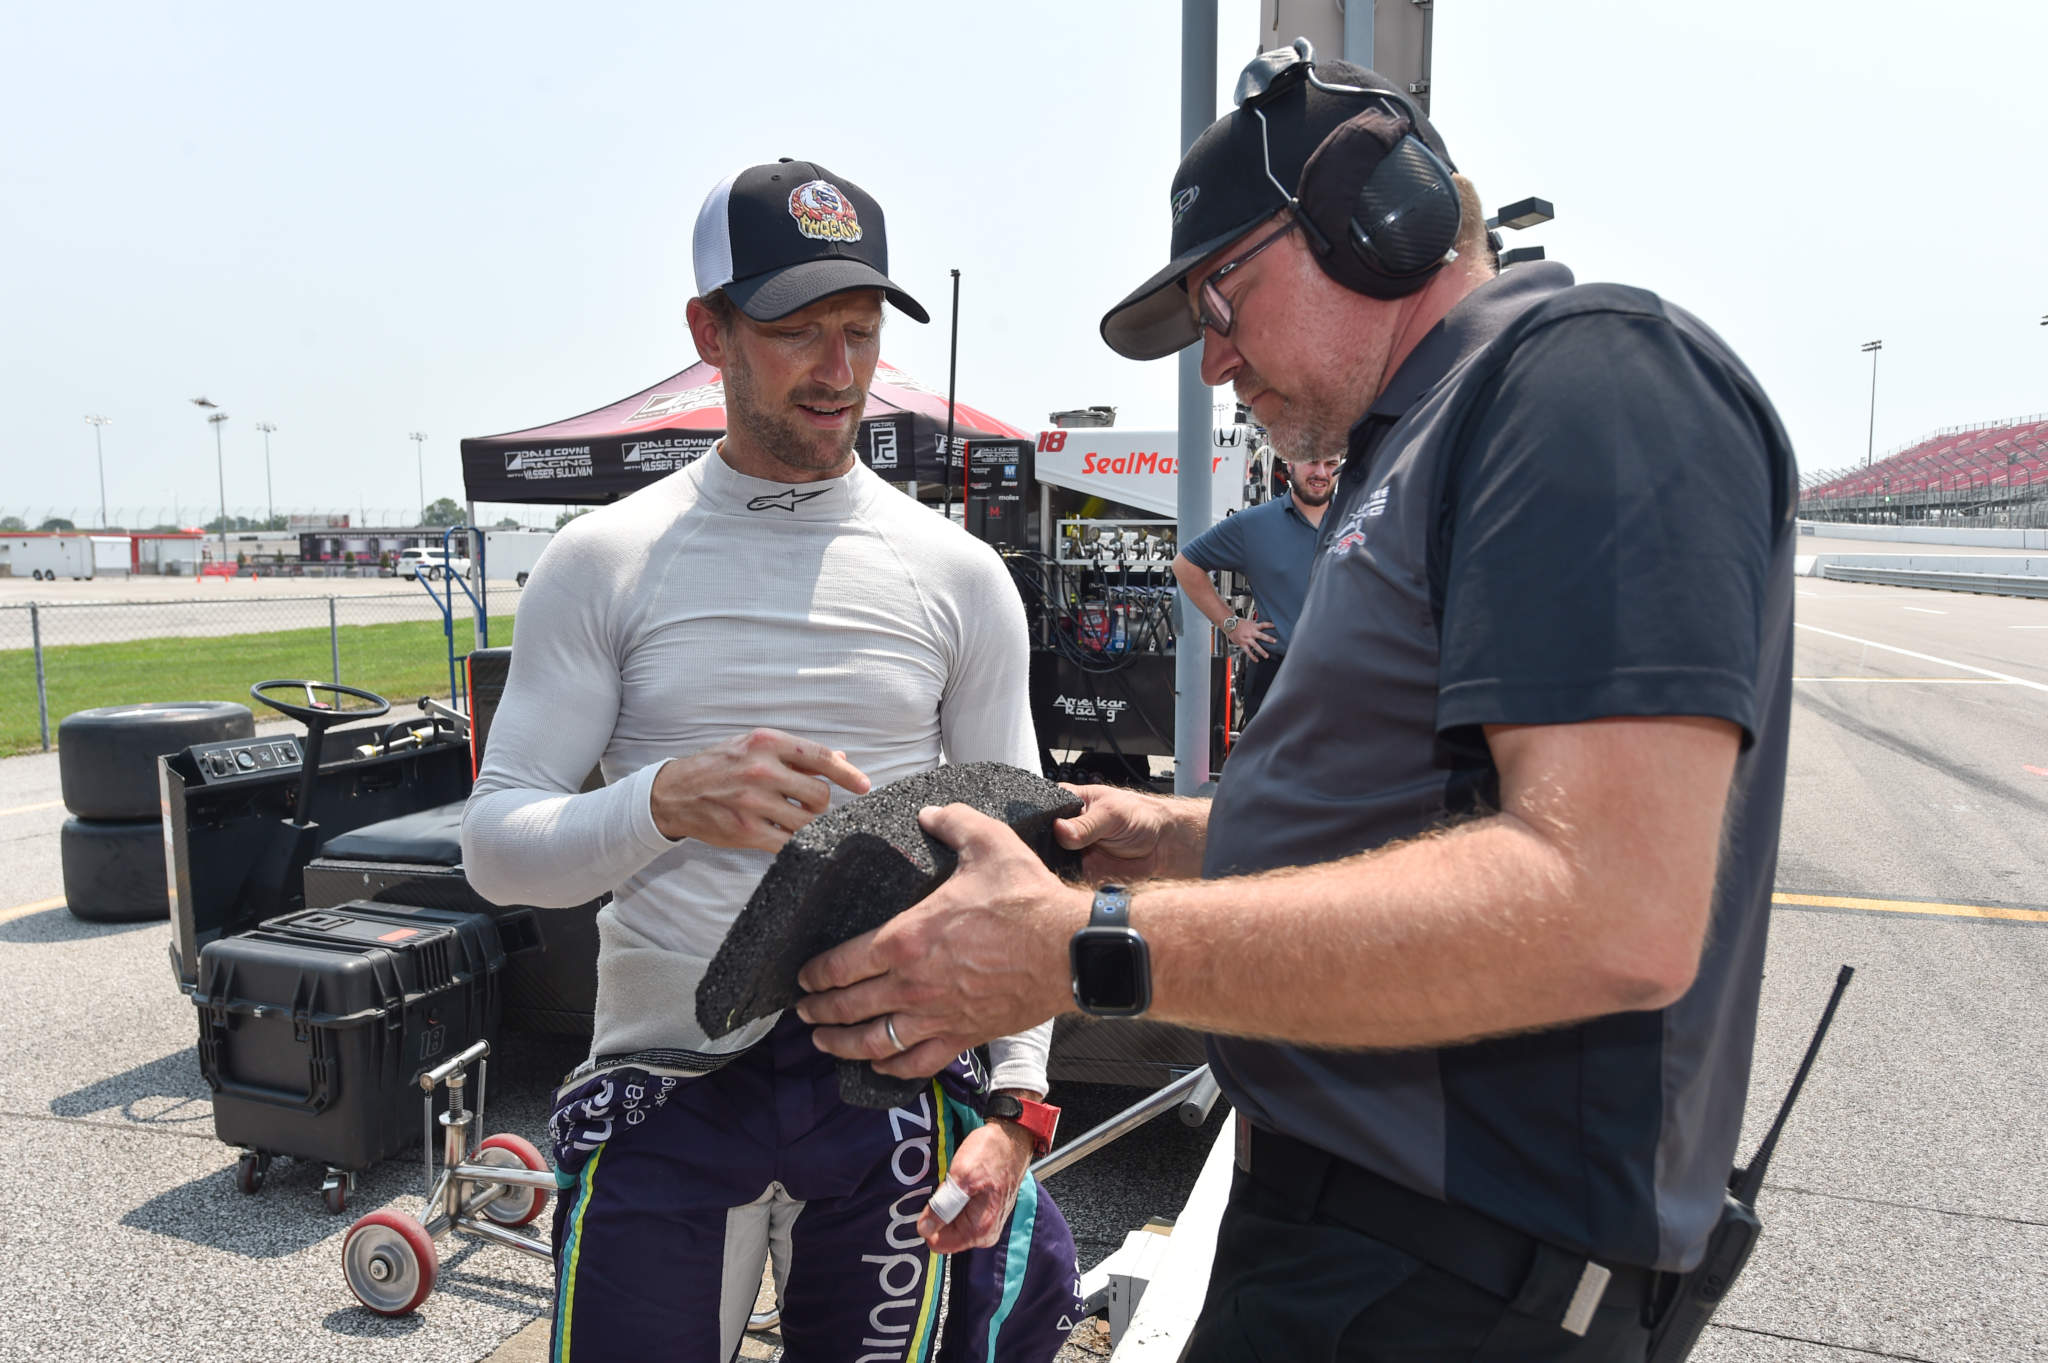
[0,585,520,754]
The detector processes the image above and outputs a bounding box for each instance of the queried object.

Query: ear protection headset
[1235,38,1465,300]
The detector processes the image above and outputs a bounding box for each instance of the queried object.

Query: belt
[1239,1118,1656,1337]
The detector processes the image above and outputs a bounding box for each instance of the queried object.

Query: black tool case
[193,901,504,1173]
[302,856,600,1039]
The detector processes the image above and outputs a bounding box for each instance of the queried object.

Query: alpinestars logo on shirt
[747,488,830,513]
[1328,485,1390,559]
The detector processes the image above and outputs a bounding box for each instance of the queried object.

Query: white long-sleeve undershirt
[462,448,1051,1093]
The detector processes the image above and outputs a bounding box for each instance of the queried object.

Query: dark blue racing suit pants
[546,1012,1082,1362]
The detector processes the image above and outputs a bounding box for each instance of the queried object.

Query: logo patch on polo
[788,180,863,242]
[1171,185,1200,224]
[1327,486,1390,559]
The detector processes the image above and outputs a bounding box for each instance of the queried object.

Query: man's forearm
[1170,556,1236,628]
[1130,812,1698,1050]
[1148,795,1213,880]
[985,1020,1051,1095]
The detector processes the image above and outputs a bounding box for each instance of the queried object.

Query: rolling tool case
[193,901,505,1185]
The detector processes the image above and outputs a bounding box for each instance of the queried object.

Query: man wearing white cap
[464,158,1078,1363]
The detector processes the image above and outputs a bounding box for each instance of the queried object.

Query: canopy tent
[460,359,1029,505]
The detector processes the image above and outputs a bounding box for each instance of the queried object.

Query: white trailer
[91,536,133,577]
[480,529,554,586]
[0,534,97,580]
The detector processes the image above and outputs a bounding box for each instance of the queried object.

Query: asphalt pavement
[0,575,2042,1361]
[0,576,522,650]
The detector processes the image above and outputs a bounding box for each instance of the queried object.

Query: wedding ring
[884,1015,909,1054]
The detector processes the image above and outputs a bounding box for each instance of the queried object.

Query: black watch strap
[1090,883,1133,927]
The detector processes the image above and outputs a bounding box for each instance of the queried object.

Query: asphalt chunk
[696,761,1082,1107]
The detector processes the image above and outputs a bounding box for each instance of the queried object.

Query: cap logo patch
[788,180,863,243]
[1171,185,1200,224]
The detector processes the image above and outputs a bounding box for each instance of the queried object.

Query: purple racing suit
[546,1012,1082,1362]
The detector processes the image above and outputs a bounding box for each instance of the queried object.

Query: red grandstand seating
[1806,415,2048,505]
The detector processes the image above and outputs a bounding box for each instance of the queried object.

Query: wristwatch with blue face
[1069,884,1151,1017]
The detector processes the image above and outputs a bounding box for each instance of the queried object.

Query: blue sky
[4,1,2044,528]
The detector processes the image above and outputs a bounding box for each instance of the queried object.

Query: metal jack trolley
[340,1039,558,1315]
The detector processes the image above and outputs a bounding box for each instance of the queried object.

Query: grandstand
[1801,414,2048,527]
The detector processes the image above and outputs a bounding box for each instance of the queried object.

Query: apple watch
[1069,883,1151,1017]
[983,1092,1061,1157]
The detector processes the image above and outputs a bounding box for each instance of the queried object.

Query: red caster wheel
[341,1210,438,1315]
[473,1133,551,1227]
[234,1152,269,1195]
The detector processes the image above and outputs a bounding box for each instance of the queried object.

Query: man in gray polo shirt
[1171,451,1336,727]
[800,43,1795,1361]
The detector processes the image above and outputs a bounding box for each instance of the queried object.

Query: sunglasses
[1194,217,1301,338]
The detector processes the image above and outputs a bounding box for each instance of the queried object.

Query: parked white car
[395,547,474,582]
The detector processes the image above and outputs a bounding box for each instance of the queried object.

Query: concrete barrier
[1801,553,2048,578]
[1797,520,2048,550]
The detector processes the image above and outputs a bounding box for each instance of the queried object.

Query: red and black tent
[460,359,1030,505]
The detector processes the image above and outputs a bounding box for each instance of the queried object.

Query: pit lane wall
[1799,519,2048,549]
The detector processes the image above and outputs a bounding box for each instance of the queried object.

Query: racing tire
[472,1133,551,1227]
[59,700,255,820]
[61,816,170,923]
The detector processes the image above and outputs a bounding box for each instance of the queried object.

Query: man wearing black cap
[465,159,1079,1362]
[798,41,1798,1361]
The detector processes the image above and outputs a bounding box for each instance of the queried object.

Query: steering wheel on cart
[249,681,394,826]
[250,680,392,727]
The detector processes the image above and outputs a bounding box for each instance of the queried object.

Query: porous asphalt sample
[696,761,1083,1108]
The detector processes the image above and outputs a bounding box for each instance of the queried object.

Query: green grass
[0,615,514,755]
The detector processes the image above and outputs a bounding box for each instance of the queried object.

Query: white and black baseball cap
[693,159,929,323]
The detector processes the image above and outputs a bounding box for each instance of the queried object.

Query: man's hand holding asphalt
[796,784,1197,1075]
[795,801,1083,1077]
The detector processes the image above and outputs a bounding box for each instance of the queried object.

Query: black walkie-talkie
[1647,965,1855,1362]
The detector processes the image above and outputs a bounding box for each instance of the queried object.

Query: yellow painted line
[0,799,64,818]
[0,896,66,924]
[1774,892,2048,923]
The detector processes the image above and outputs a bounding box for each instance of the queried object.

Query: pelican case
[193,901,504,1172]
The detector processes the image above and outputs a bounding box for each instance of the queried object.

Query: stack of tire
[59,702,255,923]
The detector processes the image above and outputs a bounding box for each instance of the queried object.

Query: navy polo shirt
[1200,262,1798,1273]
[1179,496,1321,653]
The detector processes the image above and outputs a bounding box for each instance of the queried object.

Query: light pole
[1486,196,1554,269]
[190,396,230,562]
[254,422,277,528]
[83,415,111,528]
[1860,340,1882,467]
[408,432,429,523]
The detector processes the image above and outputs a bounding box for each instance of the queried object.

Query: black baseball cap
[1100,58,1453,360]
[693,159,929,323]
